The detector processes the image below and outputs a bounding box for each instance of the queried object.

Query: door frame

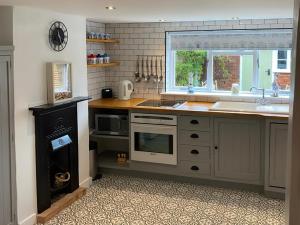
[0,46,17,225]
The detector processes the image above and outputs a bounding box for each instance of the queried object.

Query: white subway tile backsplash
[204,21,216,25]
[239,19,252,25]
[265,19,278,24]
[87,18,293,101]
[278,18,293,24]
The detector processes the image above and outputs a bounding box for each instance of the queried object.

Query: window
[166,30,293,94]
[273,50,291,72]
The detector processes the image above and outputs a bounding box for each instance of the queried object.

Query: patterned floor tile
[40,174,286,225]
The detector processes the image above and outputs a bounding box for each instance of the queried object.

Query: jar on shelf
[87,54,97,64]
[104,34,112,40]
[96,54,104,64]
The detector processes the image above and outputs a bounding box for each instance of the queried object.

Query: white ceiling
[0,0,294,23]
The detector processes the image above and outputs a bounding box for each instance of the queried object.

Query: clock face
[49,21,68,52]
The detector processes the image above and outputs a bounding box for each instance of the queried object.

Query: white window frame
[272,50,291,73]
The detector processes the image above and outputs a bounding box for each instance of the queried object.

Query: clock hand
[57,30,62,44]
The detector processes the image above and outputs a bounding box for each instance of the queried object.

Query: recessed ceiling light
[232,17,240,20]
[159,19,166,22]
[106,6,116,10]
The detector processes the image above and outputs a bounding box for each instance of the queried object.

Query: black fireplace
[30,97,89,213]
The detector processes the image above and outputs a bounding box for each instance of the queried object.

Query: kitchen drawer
[178,145,210,162]
[179,160,211,177]
[178,116,210,131]
[179,130,210,146]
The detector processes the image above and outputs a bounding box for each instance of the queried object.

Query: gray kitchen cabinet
[178,115,212,178]
[0,49,16,225]
[266,122,288,190]
[214,118,261,184]
[178,116,210,131]
[178,145,210,162]
[178,160,211,177]
[179,130,210,146]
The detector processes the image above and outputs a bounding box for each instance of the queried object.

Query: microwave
[95,114,129,136]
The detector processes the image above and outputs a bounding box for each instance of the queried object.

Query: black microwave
[95,114,129,136]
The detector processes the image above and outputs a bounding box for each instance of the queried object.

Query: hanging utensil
[150,56,154,77]
[159,56,163,83]
[135,56,141,82]
[145,56,150,82]
[153,56,158,83]
[141,56,145,80]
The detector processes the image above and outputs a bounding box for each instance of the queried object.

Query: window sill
[161,91,290,104]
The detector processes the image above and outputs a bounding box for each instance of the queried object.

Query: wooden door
[214,118,261,183]
[269,123,288,188]
[0,55,14,225]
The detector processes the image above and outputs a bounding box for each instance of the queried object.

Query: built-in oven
[95,114,129,136]
[130,113,177,165]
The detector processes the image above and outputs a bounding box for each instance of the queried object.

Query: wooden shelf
[87,61,120,68]
[86,38,119,44]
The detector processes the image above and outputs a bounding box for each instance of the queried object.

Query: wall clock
[49,21,68,52]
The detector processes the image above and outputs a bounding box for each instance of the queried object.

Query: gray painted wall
[0,6,13,45]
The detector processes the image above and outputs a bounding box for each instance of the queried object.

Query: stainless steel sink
[137,100,185,108]
[210,101,289,115]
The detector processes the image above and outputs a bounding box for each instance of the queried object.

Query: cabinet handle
[190,120,199,125]
[190,149,199,155]
[191,166,199,171]
[214,146,218,150]
[190,134,199,139]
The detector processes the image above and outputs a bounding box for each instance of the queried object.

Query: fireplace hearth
[30,97,89,213]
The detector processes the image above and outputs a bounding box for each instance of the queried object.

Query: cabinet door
[269,123,288,188]
[214,118,261,183]
[0,56,14,225]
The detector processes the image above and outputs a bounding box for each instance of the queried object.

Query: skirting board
[37,187,86,224]
[18,178,91,225]
[18,213,36,225]
[80,176,92,188]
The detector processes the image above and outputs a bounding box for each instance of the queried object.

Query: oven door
[131,123,177,165]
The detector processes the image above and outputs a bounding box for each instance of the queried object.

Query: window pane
[278,50,287,60]
[213,55,240,91]
[277,60,287,69]
[175,50,208,87]
[240,55,254,91]
[258,50,291,91]
[275,73,291,91]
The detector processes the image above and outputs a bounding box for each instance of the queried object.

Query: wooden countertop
[88,98,146,110]
[89,98,289,119]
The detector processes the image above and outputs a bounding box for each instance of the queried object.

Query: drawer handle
[190,149,199,155]
[191,166,199,171]
[190,120,199,125]
[190,134,199,139]
[214,146,218,150]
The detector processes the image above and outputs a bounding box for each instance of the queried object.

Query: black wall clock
[49,21,68,52]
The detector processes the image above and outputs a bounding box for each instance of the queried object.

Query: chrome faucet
[250,87,268,105]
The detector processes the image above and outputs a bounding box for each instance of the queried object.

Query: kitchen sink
[137,100,185,108]
[210,101,289,115]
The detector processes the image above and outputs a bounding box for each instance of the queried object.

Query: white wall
[13,7,89,225]
[86,20,106,99]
